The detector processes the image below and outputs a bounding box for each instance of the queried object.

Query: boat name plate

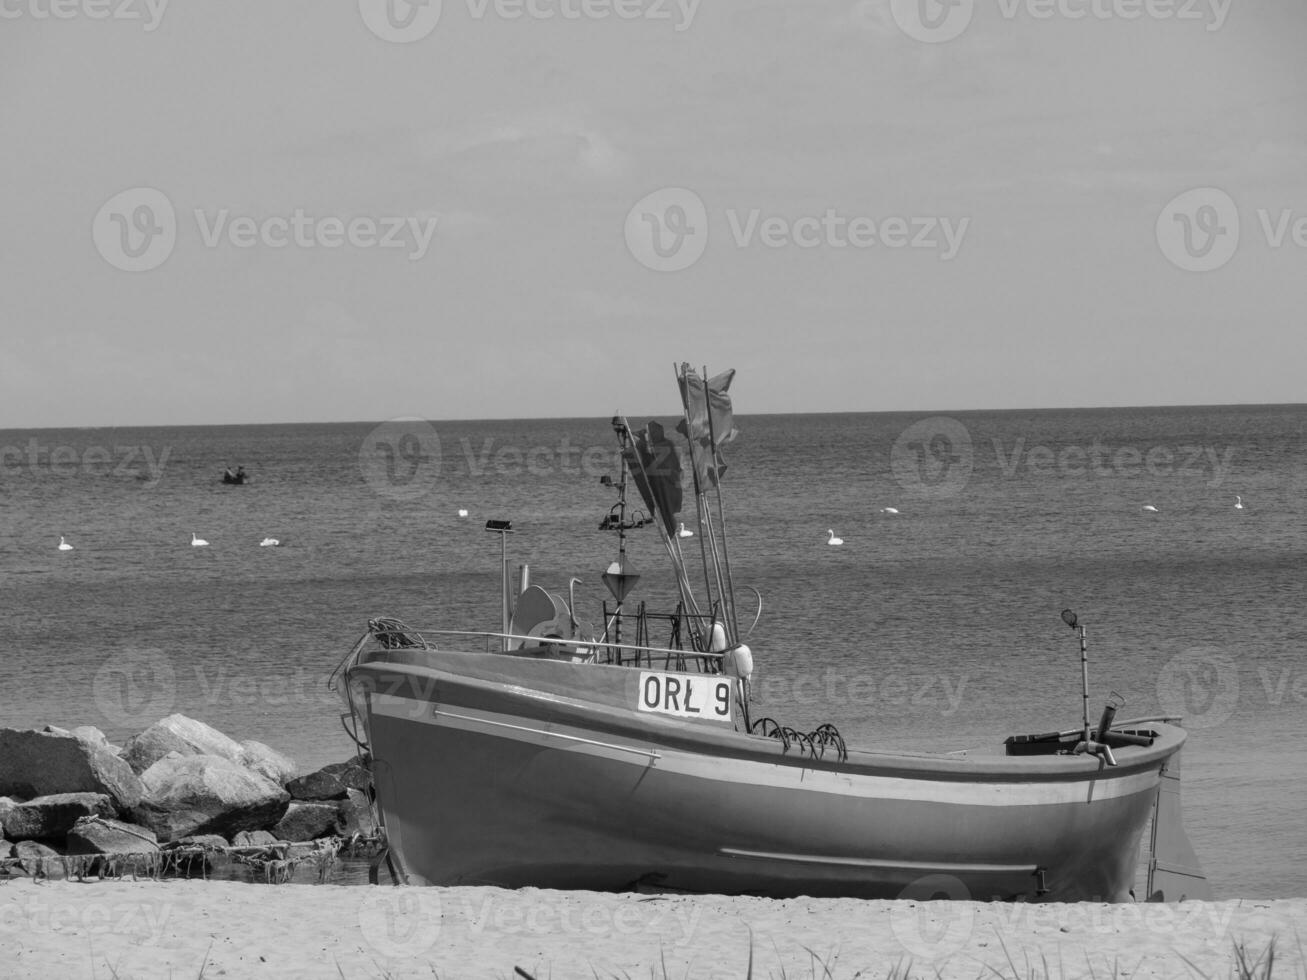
[637,671,733,722]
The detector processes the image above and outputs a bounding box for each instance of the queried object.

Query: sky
[1,0,1304,427]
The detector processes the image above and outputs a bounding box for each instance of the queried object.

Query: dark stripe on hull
[370,709,1157,901]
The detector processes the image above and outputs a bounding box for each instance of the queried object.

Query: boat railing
[360,626,729,673]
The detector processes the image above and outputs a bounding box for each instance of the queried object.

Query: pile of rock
[0,715,376,882]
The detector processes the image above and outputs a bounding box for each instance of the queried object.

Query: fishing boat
[333,366,1211,902]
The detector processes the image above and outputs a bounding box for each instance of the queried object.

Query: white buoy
[259,537,280,547]
[827,529,843,545]
[677,522,694,538]
[724,643,754,681]
[58,536,73,551]
[191,533,209,547]
[708,621,727,652]
[458,509,468,517]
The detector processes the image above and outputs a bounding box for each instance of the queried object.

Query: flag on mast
[677,364,737,487]
[620,420,683,538]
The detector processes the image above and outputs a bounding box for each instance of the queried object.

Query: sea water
[2,407,1304,898]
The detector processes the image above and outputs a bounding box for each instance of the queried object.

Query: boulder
[231,829,278,848]
[66,816,159,856]
[71,726,112,749]
[286,758,371,801]
[122,714,250,773]
[134,754,289,842]
[271,802,340,843]
[121,727,197,775]
[13,840,65,878]
[164,834,229,851]
[238,740,297,785]
[0,728,144,811]
[337,789,377,837]
[0,792,115,841]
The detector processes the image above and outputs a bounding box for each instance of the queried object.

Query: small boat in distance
[222,466,249,486]
[334,365,1211,903]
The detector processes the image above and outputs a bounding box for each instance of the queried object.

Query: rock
[0,793,116,841]
[66,816,159,856]
[337,789,377,837]
[286,758,371,801]
[271,802,340,843]
[164,834,229,851]
[122,714,248,774]
[121,727,198,775]
[153,714,244,760]
[134,754,289,842]
[0,728,144,811]
[71,725,109,747]
[239,740,297,785]
[231,829,279,848]
[158,833,230,876]
[13,840,65,878]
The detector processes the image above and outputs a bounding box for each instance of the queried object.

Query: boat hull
[349,649,1178,901]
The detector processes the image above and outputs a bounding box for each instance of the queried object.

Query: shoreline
[1,880,1302,979]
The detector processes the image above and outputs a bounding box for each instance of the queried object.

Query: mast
[700,365,741,644]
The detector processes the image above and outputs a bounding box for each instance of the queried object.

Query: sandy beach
[1,879,1302,979]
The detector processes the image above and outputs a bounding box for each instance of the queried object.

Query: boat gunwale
[345,649,1188,783]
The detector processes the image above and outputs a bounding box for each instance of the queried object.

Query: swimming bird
[1141,505,1158,513]
[1234,495,1244,510]
[259,537,280,547]
[458,509,468,517]
[58,536,73,551]
[191,533,209,547]
[881,507,899,515]
[827,529,844,546]
[676,522,694,538]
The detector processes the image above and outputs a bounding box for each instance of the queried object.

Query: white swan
[259,537,280,547]
[1234,495,1244,510]
[881,507,899,515]
[827,529,844,546]
[1141,505,1158,513]
[191,533,209,547]
[676,522,694,538]
[58,536,73,551]
[458,509,468,517]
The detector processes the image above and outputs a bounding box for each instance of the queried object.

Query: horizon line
[3,400,1304,432]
